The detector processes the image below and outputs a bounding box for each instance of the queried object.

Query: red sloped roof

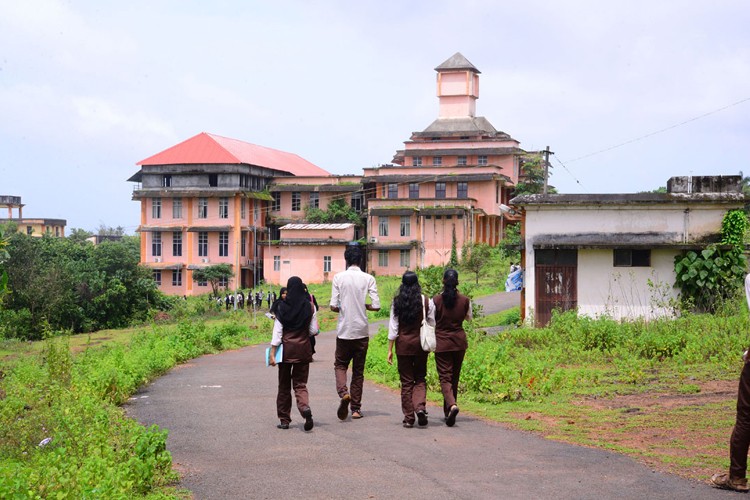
[138,132,330,177]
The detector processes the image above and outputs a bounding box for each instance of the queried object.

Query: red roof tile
[138,132,330,177]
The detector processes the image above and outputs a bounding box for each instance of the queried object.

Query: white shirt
[388,295,435,340]
[330,265,380,339]
[270,307,319,347]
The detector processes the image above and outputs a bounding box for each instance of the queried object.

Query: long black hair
[441,268,459,310]
[275,278,312,330]
[392,271,423,325]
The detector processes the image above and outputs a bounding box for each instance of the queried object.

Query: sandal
[351,410,363,419]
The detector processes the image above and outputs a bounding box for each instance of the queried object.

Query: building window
[614,249,651,267]
[55,227,60,237]
[409,183,419,199]
[173,198,183,218]
[351,192,363,211]
[197,278,207,287]
[457,155,467,166]
[26,226,32,235]
[162,175,172,187]
[292,192,301,211]
[435,182,446,199]
[378,216,389,237]
[219,231,229,257]
[219,198,229,219]
[152,198,162,219]
[172,269,182,286]
[413,156,422,167]
[198,198,208,218]
[153,270,161,285]
[378,250,389,267]
[433,156,442,166]
[272,192,281,211]
[254,202,259,222]
[478,155,488,166]
[208,173,218,187]
[323,255,332,273]
[241,198,246,219]
[172,231,182,257]
[388,183,398,199]
[241,231,246,257]
[400,249,410,268]
[219,276,228,287]
[198,231,208,257]
[457,182,468,199]
[400,216,410,237]
[273,255,281,271]
[309,192,319,209]
[152,231,162,257]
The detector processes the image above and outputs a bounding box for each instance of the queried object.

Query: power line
[566,96,750,164]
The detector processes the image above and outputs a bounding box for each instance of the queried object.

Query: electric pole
[543,145,554,195]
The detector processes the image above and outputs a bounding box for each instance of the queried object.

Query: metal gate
[535,249,578,327]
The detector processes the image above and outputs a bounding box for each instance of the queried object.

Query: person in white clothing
[330,244,380,420]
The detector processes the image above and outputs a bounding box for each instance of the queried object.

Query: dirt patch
[580,379,737,412]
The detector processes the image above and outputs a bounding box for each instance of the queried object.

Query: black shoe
[337,394,351,420]
[446,405,459,427]
[403,421,414,428]
[302,409,314,431]
[277,422,290,429]
[416,410,428,427]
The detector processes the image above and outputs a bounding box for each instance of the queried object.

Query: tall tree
[192,264,234,297]
[461,242,493,285]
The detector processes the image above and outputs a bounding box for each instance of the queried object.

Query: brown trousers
[276,362,310,425]
[396,353,428,424]
[731,360,750,478]
[334,337,369,411]
[435,350,465,416]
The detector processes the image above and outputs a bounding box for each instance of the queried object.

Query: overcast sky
[1,1,748,233]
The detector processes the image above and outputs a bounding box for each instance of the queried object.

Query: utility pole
[543,146,554,195]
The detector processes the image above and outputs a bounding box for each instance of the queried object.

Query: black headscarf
[275,277,313,331]
[270,287,287,316]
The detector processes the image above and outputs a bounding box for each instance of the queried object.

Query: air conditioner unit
[369,237,377,244]
[201,258,210,263]
[154,257,161,263]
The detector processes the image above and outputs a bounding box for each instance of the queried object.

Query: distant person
[225,294,230,311]
[267,290,273,309]
[387,271,435,428]
[433,268,472,427]
[269,287,288,319]
[268,277,318,431]
[330,244,380,420]
[711,274,750,492]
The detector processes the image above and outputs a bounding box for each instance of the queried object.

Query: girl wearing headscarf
[269,287,287,318]
[387,271,435,428]
[433,268,472,427]
[269,277,319,431]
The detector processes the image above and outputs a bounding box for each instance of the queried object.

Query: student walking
[387,271,435,428]
[433,269,472,427]
[268,277,319,431]
[329,244,380,421]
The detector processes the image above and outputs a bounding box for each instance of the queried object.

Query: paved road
[126,292,724,499]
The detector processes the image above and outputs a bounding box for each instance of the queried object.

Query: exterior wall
[264,244,347,285]
[576,248,679,321]
[421,215,468,267]
[370,248,415,276]
[2,219,67,237]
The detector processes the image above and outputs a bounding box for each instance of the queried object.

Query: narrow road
[126,292,718,499]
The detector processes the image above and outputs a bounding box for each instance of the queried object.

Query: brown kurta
[281,323,313,364]
[394,296,425,356]
[433,293,470,352]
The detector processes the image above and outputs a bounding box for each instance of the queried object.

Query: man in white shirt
[330,244,380,420]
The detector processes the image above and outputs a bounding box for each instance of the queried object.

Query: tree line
[0,228,169,340]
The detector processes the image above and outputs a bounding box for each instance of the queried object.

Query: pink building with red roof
[129,132,331,295]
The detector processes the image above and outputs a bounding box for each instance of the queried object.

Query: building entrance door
[534,249,577,327]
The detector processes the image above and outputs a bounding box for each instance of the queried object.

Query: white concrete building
[512,176,745,326]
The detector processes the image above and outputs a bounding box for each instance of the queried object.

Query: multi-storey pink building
[132,53,529,292]
[363,52,523,274]
[129,132,329,295]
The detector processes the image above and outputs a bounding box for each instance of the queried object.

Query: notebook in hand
[265,345,283,366]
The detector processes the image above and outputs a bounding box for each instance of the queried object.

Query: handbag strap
[422,295,428,323]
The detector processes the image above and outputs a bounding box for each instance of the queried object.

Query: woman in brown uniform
[433,268,472,427]
[387,271,435,428]
[269,277,319,431]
